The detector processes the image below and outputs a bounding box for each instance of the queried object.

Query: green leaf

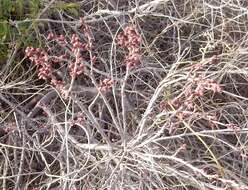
[1,0,12,18]
[67,8,79,17]
[29,0,40,18]
[16,0,24,18]
[0,44,8,61]
[54,2,80,10]
[0,21,10,42]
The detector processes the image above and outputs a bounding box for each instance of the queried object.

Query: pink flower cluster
[226,123,240,132]
[117,25,142,68]
[159,75,223,133]
[98,78,114,92]
[25,46,68,97]
[160,78,222,113]
[79,17,93,50]
[46,32,86,79]
[69,34,86,78]
[3,122,16,133]
[25,47,52,80]
[194,79,222,96]
[176,78,221,111]
[25,18,95,99]
[47,33,67,45]
[70,112,86,127]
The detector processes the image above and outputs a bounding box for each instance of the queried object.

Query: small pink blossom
[98,78,114,92]
[117,25,142,69]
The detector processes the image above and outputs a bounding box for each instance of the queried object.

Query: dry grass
[0,0,248,189]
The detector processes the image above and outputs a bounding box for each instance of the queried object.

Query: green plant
[52,2,80,16]
[0,0,42,61]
